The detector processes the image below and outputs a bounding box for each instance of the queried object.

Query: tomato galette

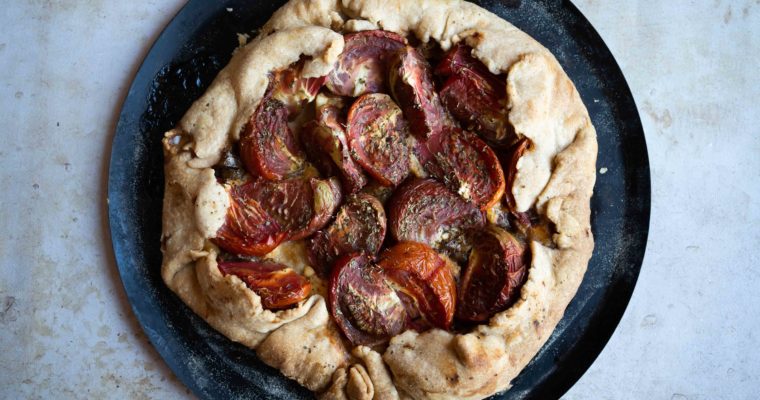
[160,0,597,398]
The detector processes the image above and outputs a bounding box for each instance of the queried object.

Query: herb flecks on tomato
[240,95,306,181]
[308,193,387,277]
[347,93,411,187]
[426,127,506,210]
[389,178,485,263]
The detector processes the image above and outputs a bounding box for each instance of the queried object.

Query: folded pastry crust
[160,0,596,398]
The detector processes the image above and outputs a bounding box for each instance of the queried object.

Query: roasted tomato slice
[270,60,327,114]
[249,177,342,241]
[377,242,456,330]
[302,94,368,193]
[426,127,506,210]
[347,93,411,186]
[218,260,311,309]
[389,46,449,139]
[240,95,305,180]
[436,45,516,147]
[456,226,529,322]
[388,178,485,262]
[308,193,387,276]
[326,30,406,97]
[212,182,287,257]
[328,253,408,346]
[502,137,531,212]
[303,177,344,237]
[435,44,500,84]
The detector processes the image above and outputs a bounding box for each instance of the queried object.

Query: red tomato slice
[389,46,450,139]
[426,127,506,210]
[326,30,406,97]
[302,94,368,194]
[218,260,311,309]
[308,193,387,277]
[435,44,502,86]
[299,177,344,240]
[388,178,485,263]
[328,253,408,346]
[347,93,411,187]
[456,226,529,322]
[377,242,457,330]
[212,182,287,256]
[240,96,305,181]
[436,45,516,147]
[248,177,342,241]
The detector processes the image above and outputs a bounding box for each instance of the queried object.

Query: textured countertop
[1,1,758,399]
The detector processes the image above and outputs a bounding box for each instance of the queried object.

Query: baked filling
[205,32,553,346]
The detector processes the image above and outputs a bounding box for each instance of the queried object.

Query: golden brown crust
[321,346,401,400]
[257,297,350,391]
[160,0,597,399]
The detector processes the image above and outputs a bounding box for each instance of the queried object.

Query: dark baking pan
[108,0,650,398]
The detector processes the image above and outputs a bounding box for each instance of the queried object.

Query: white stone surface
[0,1,757,399]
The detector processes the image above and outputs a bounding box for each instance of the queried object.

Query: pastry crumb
[599,167,608,174]
[457,182,471,199]
[237,33,250,47]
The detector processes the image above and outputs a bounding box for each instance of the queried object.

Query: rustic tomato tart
[160,0,597,398]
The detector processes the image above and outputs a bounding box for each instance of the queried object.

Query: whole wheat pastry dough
[161,0,596,398]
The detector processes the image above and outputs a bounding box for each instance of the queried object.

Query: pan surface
[108,1,650,398]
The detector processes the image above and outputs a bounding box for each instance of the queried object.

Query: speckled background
[0,1,758,399]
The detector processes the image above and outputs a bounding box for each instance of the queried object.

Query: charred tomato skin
[212,182,287,257]
[347,93,411,187]
[388,178,485,262]
[218,260,311,309]
[389,46,450,139]
[308,193,387,276]
[328,253,408,346]
[456,226,529,322]
[377,242,457,330]
[326,30,406,97]
[240,96,305,181]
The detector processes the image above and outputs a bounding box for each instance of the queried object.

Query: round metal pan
[108,1,650,398]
